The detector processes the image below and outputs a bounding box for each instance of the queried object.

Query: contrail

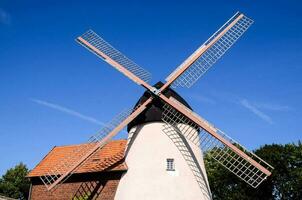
[30,98,106,126]
[254,103,292,112]
[240,99,273,124]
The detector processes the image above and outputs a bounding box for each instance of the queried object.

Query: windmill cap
[127,81,193,132]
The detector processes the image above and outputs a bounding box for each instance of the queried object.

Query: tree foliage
[205,141,302,200]
[0,163,30,199]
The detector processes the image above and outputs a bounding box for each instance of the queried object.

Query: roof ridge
[53,139,127,149]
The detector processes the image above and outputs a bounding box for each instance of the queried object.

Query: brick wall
[29,171,124,200]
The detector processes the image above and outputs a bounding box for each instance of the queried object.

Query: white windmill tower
[38,12,273,200]
[115,82,212,200]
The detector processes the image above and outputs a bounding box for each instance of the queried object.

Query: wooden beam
[160,14,244,92]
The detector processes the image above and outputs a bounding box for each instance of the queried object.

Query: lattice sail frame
[162,98,273,188]
[77,30,152,83]
[166,12,254,88]
[40,107,137,190]
[162,123,212,198]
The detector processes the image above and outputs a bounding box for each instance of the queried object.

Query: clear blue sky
[0,0,301,175]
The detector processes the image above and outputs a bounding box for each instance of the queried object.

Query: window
[166,158,175,171]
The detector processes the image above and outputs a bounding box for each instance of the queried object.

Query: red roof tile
[27,140,127,177]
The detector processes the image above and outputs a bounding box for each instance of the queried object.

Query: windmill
[39,12,273,199]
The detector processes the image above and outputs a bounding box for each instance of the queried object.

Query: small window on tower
[166,158,175,171]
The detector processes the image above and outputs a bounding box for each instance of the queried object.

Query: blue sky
[0,0,301,175]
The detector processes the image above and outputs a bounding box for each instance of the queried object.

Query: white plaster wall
[114,122,212,200]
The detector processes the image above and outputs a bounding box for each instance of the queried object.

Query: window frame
[166,158,175,171]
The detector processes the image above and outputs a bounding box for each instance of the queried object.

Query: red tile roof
[27,140,127,177]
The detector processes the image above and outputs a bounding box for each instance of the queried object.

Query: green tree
[205,142,302,200]
[0,163,30,199]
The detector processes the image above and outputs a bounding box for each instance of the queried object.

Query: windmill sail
[164,12,253,89]
[161,97,273,188]
[40,99,152,191]
[77,30,152,84]
[42,11,273,194]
